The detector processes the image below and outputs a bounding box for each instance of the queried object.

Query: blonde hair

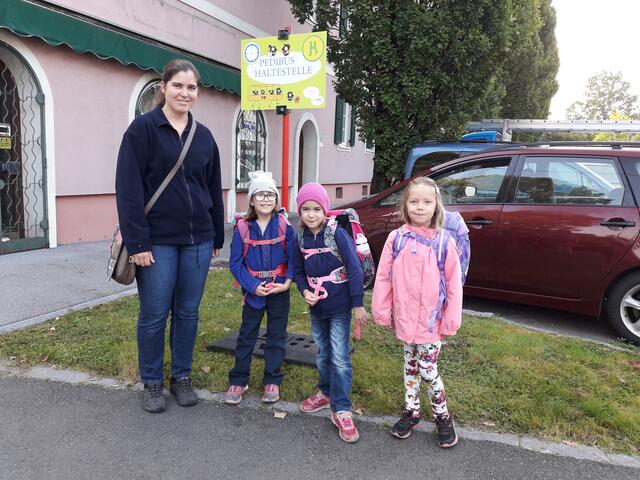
[398,177,445,229]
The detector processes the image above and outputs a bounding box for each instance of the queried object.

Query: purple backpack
[391,211,470,332]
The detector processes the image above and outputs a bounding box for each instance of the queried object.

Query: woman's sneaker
[261,384,280,403]
[170,377,199,407]
[224,385,248,405]
[142,383,166,413]
[331,411,360,443]
[299,390,330,413]
[435,415,459,448]
[391,410,421,439]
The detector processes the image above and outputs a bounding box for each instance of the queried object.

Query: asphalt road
[463,296,627,345]
[1,376,637,480]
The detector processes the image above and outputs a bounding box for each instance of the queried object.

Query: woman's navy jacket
[115,106,224,255]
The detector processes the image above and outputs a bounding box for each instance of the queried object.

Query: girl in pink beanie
[294,182,369,443]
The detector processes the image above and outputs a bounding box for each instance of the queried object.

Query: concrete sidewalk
[0,223,236,332]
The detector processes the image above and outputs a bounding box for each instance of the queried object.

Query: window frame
[507,154,633,207]
[235,110,267,192]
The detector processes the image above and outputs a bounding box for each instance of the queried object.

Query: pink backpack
[232,209,290,290]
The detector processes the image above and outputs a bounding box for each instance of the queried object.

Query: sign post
[241,30,327,211]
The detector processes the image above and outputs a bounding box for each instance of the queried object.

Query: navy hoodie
[294,223,364,316]
[115,106,224,255]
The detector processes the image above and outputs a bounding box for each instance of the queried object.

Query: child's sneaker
[261,384,280,403]
[435,415,458,448]
[224,385,248,405]
[299,390,330,413]
[391,410,421,439]
[331,411,360,443]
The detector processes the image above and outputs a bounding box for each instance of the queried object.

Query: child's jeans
[310,310,353,412]
[402,341,450,421]
[228,291,289,386]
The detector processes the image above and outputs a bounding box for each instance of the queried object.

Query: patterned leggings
[402,342,450,421]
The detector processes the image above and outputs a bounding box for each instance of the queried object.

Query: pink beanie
[296,182,330,214]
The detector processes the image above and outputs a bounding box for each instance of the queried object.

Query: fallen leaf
[482,421,496,427]
[41,355,49,363]
[273,411,287,419]
[200,366,211,374]
[618,376,627,384]
[354,408,364,416]
[628,360,640,370]
[563,440,577,447]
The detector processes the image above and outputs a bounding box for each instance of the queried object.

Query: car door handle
[466,219,493,226]
[600,220,636,228]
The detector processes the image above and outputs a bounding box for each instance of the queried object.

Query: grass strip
[1,269,639,455]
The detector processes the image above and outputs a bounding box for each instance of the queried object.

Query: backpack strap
[306,266,349,300]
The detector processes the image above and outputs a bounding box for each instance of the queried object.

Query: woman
[115,59,224,413]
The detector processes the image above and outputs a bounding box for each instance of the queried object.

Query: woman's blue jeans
[311,310,353,412]
[135,240,213,384]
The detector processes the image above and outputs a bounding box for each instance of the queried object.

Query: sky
[548,0,640,119]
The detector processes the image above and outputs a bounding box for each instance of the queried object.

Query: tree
[287,0,559,191]
[566,71,639,120]
[287,0,512,192]
[498,0,559,118]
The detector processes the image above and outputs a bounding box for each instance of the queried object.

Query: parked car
[348,144,640,344]
[403,131,513,180]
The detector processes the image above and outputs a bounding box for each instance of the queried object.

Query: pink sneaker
[224,385,248,405]
[331,411,360,443]
[299,390,330,413]
[261,384,280,403]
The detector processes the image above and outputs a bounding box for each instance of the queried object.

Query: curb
[0,288,138,334]
[0,360,638,469]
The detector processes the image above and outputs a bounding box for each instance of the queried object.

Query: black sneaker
[391,410,421,439]
[435,415,458,448]
[142,383,166,413]
[170,377,199,407]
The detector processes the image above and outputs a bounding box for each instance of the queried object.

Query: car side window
[377,187,405,207]
[434,160,510,204]
[516,156,624,206]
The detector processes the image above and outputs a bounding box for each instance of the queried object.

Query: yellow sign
[0,137,11,150]
[241,31,327,110]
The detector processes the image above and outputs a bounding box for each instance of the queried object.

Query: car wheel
[606,272,640,344]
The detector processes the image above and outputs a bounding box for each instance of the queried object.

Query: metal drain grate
[207,329,319,366]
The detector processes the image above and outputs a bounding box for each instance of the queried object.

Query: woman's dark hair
[155,59,201,107]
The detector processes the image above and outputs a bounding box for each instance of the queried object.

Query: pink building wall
[5,0,374,244]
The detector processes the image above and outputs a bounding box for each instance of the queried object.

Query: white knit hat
[247,170,279,203]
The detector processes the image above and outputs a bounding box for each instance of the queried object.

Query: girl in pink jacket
[372,177,462,448]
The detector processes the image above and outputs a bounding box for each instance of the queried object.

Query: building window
[235,110,266,191]
[334,96,356,148]
[336,187,343,198]
[135,80,161,117]
[362,185,368,196]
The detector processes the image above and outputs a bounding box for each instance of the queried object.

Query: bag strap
[143,121,197,215]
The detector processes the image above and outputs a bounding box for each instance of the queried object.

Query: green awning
[0,0,240,94]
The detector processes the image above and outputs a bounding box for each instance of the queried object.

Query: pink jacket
[372,224,463,344]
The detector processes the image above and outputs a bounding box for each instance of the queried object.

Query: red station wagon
[348,144,640,344]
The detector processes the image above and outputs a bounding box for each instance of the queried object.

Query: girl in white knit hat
[225,171,296,405]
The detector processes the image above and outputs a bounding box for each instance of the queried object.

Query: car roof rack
[467,119,640,142]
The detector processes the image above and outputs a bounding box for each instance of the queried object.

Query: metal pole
[282,110,289,211]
